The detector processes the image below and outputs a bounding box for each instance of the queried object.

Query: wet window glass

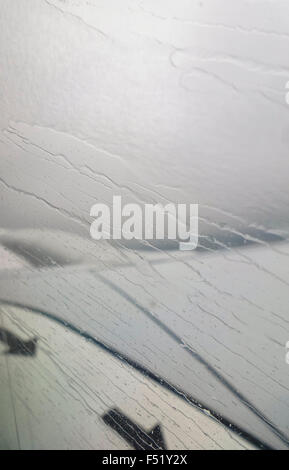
[1,0,289,451]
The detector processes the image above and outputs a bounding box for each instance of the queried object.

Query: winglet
[148,424,166,450]
[5,337,38,356]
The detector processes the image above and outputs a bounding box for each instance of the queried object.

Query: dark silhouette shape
[102,408,166,450]
[0,327,37,356]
